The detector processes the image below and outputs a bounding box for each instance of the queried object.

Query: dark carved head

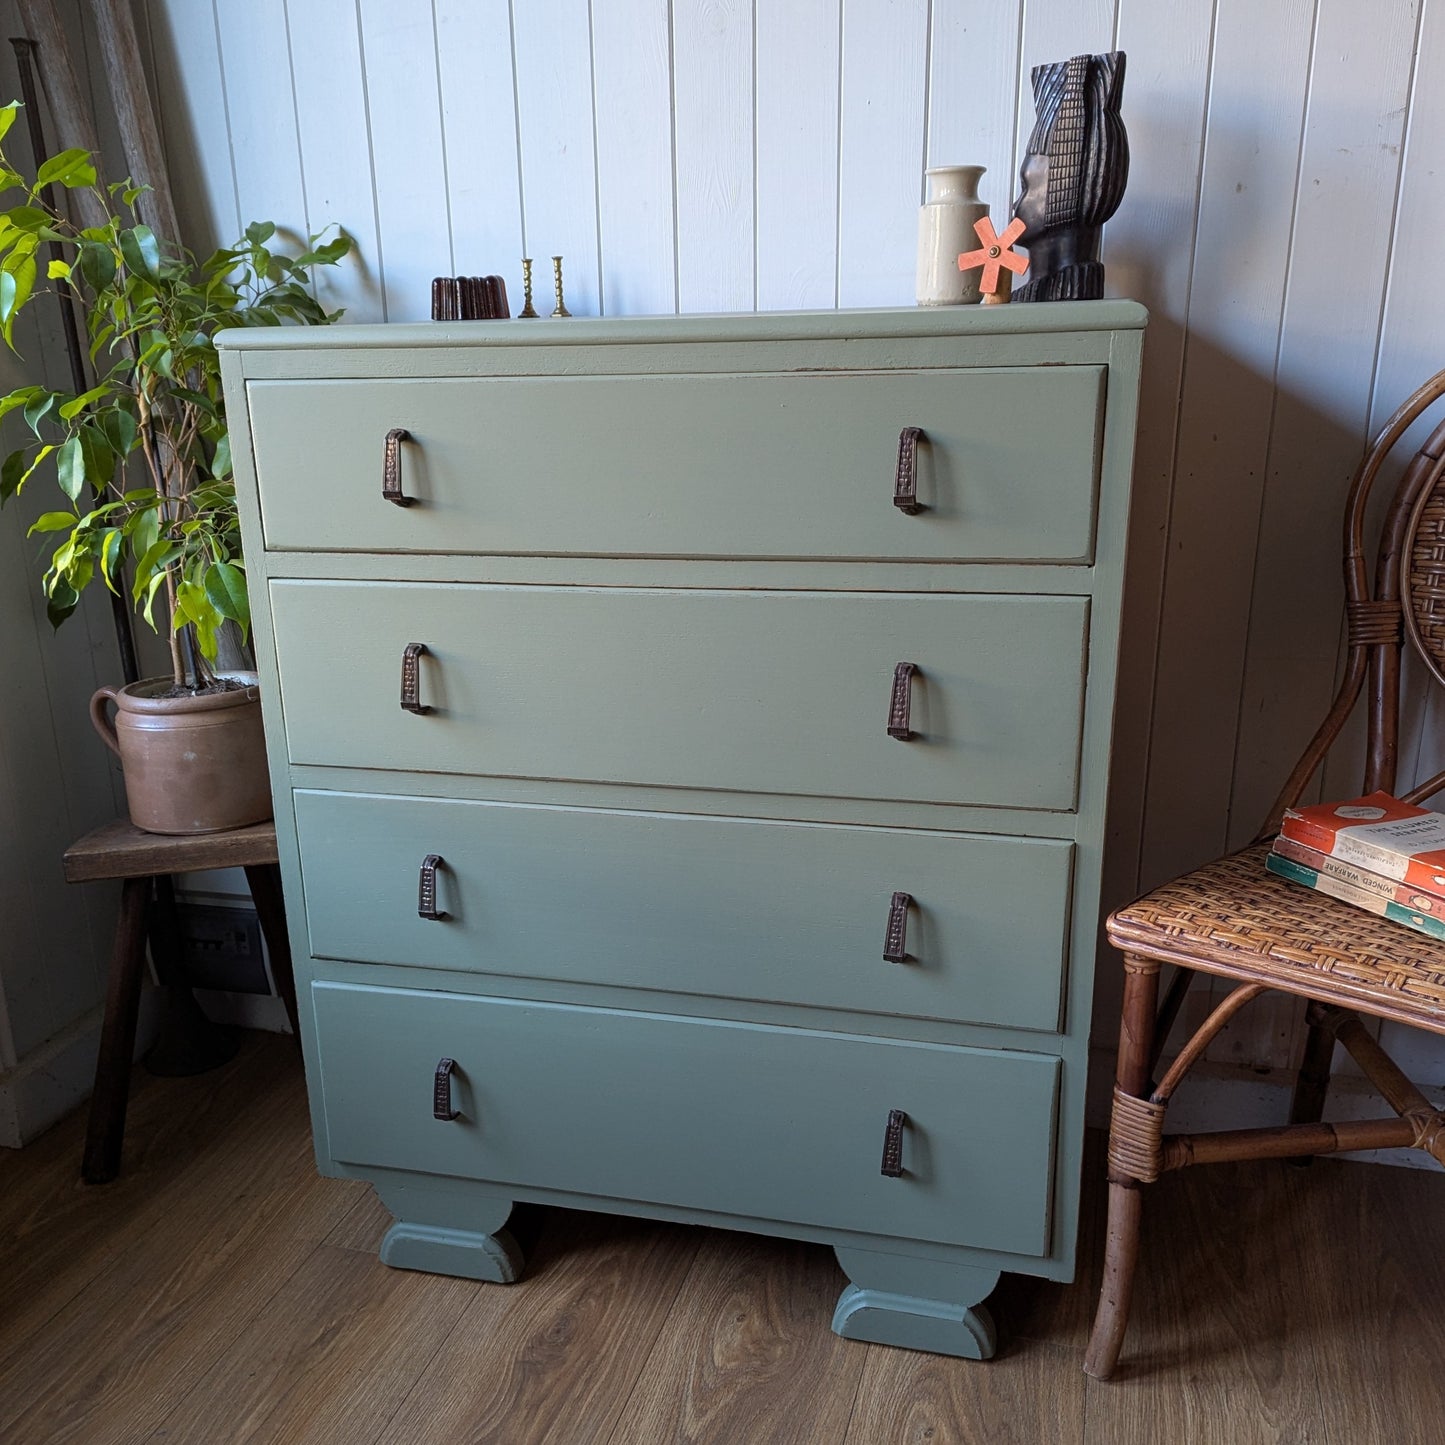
[1012,51,1128,302]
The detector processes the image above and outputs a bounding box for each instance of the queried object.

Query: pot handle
[89,686,123,757]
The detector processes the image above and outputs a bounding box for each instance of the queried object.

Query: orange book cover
[1279,791,1445,892]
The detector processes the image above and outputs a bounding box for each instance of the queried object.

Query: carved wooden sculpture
[1012,51,1128,303]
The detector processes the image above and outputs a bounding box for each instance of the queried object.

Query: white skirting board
[0,993,160,1149]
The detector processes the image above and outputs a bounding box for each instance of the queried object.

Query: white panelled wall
[4,0,1443,1144]
[131,0,1445,1126]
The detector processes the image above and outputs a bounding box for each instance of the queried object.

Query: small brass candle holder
[518,258,539,318]
[551,255,571,317]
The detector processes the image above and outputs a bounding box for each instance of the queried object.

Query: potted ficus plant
[0,104,349,833]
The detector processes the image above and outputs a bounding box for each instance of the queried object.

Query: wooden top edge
[64,817,280,881]
[216,300,1150,352]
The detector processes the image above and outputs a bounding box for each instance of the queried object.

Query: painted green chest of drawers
[220,302,1145,1359]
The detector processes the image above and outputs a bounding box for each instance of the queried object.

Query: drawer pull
[887,661,917,740]
[401,642,431,714]
[884,891,912,963]
[383,427,415,507]
[893,426,925,513]
[881,1108,908,1177]
[418,853,448,920]
[434,1057,460,1120]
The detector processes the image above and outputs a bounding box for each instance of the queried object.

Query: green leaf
[45,579,79,630]
[131,538,180,600]
[55,435,86,499]
[244,220,276,246]
[22,391,54,435]
[118,224,160,278]
[27,509,77,534]
[211,432,232,481]
[130,502,160,560]
[77,241,116,291]
[78,423,112,489]
[140,569,166,630]
[58,381,112,420]
[0,385,40,424]
[203,560,249,630]
[36,148,96,190]
[99,527,124,592]
[4,206,51,234]
[46,258,70,280]
[0,103,18,145]
[96,407,137,459]
[0,447,26,501]
[1,253,35,344]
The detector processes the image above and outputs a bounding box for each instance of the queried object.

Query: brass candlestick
[518,258,539,318]
[551,255,570,317]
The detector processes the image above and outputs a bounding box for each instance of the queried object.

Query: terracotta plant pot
[89,676,273,835]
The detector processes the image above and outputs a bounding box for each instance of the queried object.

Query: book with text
[1265,850,1445,944]
[1279,791,1445,892]
[1270,834,1445,914]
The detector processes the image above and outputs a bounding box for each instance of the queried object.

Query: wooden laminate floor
[3,1032,1444,1445]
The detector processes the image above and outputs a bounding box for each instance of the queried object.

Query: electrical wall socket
[175,902,270,995]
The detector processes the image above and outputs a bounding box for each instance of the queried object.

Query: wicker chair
[1085,370,1445,1380]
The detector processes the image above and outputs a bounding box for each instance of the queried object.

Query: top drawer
[248,367,1103,562]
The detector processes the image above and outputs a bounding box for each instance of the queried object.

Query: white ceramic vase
[915,165,988,306]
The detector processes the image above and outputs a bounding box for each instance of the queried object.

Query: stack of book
[1268,792,1445,942]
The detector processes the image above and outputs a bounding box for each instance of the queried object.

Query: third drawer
[295,789,1075,1033]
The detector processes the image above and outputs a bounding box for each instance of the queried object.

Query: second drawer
[295,789,1075,1032]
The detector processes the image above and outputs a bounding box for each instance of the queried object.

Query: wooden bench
[63,818,298,1184]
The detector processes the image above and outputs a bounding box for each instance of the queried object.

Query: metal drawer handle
[888,661,917,740]
[884,891,912,963]
[893,426,924,513]
[434,1057,460,1120]
[383,427,414,506]
[881,1109,908,1177]
[418,853,448,921]
[401,642,431,714]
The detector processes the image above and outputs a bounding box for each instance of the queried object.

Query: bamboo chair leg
[1288,1007,1338,1164]
[1084,953,1161,1381]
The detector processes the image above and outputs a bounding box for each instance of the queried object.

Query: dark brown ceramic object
[89,677,273,835]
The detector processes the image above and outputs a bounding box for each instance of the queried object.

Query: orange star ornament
[957,216,1028,298]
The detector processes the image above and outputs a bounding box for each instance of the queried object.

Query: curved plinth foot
[380,1221,524,1282]
[833,1247,1000,1359]
[833,1283,996,1358]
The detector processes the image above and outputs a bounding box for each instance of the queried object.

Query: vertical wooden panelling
[1228,6,1418,849]
[1140,0,1317,889]
[512,0,600,317]
[593,0,675,315]
[755,0,840,311]
[434,1,524,302]
[213,0,307,244]
[144,0,240,253]
[673,0,754,312]
[1352,0,1445,819]
[925,2,1022,221]
[1092,0,1215,1039]
[356,0,450,321]
[286,0,386,322]
[1016,0,1119,170]
[836,0,929,308]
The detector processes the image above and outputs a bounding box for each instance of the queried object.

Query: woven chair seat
[1107,842,1445,1035]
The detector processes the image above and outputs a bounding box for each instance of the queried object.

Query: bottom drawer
[313,981,1060,1258]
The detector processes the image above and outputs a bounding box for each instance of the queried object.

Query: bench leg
[245,864,299,1045]
[82,877,151,1184]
